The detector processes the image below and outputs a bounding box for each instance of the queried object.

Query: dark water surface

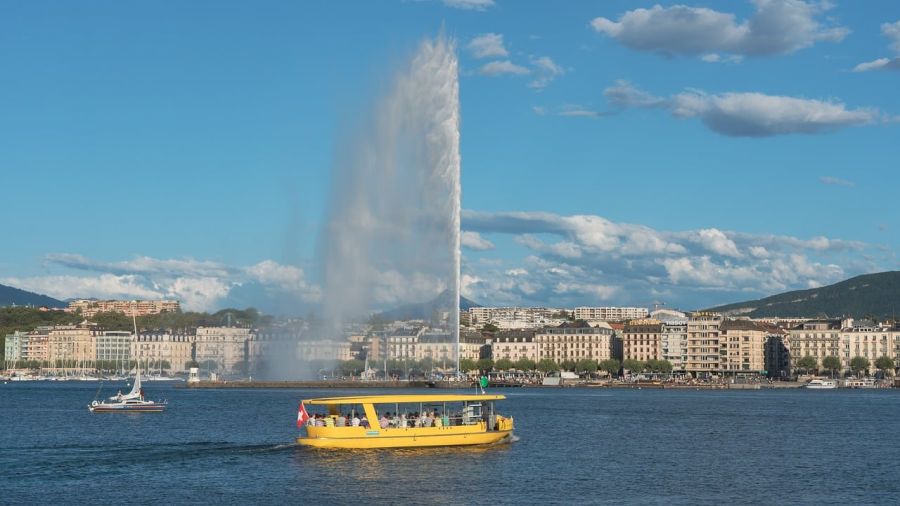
[2,383,898,505]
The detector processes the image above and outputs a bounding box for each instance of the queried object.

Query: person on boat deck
[399,413,407,428]
[116,389,123,401]
[442,413,450,427]
[315,414,325,427]
[324,416,335,428]
[419,412,428,427]
[391,413,400,427]
[423,412,434,427]
[351,414,360,427]
[139,387,144,401]
[433,413,442,428]
[336,413,347,427]
[360,415,370,428]
[379,413,390,429]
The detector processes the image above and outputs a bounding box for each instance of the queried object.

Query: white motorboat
[804,379,837,389]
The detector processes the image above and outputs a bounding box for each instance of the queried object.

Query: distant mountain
[377,290,480,321]
[0,283,66,308]
[707,271,900,319]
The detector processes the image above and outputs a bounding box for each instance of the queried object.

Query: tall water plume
[321,34,461,368]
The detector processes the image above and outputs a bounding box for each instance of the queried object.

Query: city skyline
[2,1,899,314]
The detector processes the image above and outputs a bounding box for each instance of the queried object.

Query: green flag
[479,375,488,388]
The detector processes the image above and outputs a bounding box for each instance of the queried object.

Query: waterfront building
[132,332,193,373]
[47,325,96,371]
[66,299,180,318]
[194,326,253,373]
[460,330,487,361]
[685,312,723,375]
[574,306,649,322]
[296,340,352,362]
[415,331,456,364]
[661,323,688,372]
[4,331,26,364]
[838,323,898,374]
[786,320,841,374]
[534,326,617,364]
[490,330,538,363]
[23,327,50,364]
[765,333,791,379]
[622,319,662,363]
[386,326,425,360]
[468,307,562,329]
[96,331,132,368]
[719,320,772,374]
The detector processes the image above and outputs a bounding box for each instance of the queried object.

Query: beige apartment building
[194,327,253,372]
[132,332,193,373]
[622,319,662,363]
[47,325,96,369]
[719,320,772,373]
[685,312,723,375]
[534,326,617,364]
[786,320,841,373]
[838,325,899,373]
[67,299,180,318]
[491,331,538,363]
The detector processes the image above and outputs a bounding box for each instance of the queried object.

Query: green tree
[575,359,598,374]
[514,358,536,372]
[560,360,576,372]
[494,358,515,371]
[481,323,499,332]
[850,356,870,376]
[875,355,895,377]
[622,359,644,373]
[796,355,818,375]
[476,358,494,372]
[598,359,621,377]
[536,358,559,375]
[459,358,478,373]
[339,359,365,376]
[822,356,841,378]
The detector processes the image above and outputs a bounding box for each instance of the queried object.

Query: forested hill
[707,271,900,319]
[0,284,65,308]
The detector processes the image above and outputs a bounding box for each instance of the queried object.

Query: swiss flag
[297,402,309,428]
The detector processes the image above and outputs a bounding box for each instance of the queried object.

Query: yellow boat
[296,394,514,449]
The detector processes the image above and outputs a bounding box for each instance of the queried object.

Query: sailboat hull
[89,402,167,413]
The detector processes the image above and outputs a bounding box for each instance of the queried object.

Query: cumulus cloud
[6,254,322,312]
[527,56,565,89]
[591,0,848,60]
[461,231,495,250]
[853,21,900,72]
[443,0,494,10]
[460,209,884,309]
[599,81,880,137]
[478,60,530,76]
[820,176,854,187]
[467,33,508,59]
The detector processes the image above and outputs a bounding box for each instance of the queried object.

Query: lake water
[2,383,898,504]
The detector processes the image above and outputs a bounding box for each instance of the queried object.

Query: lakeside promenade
[182,379,809,389]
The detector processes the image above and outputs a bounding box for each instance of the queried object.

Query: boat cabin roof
[302,394,506,405]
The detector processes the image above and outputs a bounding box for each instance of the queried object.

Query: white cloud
[527,56,565,89]
[443,0,494,10]
[853,21,900,72]
[10,254,324,312]
[820,176,854,187]
[461,231,495,250]
[591,1,848,60]
[478,60,530,76]
[603,81,880,137]
[467,33,508,59]
[460,209,882,309]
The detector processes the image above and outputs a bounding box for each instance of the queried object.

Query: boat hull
[89,403,167,413]
[297,428,512,449]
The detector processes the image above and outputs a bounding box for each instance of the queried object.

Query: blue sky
[1,0,898,313]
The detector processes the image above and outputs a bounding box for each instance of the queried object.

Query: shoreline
[181,380,808,390]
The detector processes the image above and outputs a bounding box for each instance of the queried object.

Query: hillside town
[3,298,900,385]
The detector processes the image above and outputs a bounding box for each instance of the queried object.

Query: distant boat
[804,379,837,389]
[843,378,876,389]
[88,371,167,413]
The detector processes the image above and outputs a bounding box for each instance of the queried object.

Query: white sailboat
[88,314,167,413]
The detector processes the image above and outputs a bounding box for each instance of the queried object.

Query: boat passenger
[379,413,390,429]
[399,413,407,427]
[351,414,360,427]
[442,413,450,427]
[423,412,434,427]
[419,412,428,427]
[336,414,347,427]
[325,416,335,427]
[433,413,442,428]
[315,415,325,427]
[360,415,370,428]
